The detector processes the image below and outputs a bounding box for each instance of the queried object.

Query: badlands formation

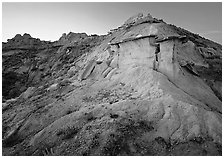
[2,13,222,155]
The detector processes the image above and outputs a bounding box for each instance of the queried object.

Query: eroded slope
[2,13,222,156]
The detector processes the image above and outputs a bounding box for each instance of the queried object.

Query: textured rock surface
[2,13,222,156]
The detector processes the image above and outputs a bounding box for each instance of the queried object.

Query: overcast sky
[2,2,222,44]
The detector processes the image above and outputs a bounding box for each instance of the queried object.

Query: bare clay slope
[2,13,222,156]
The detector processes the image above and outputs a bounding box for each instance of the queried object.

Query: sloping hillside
[2,13,222,156]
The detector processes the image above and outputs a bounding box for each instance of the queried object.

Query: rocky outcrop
[2,13,222,156]
[124,13,145,25]
[54,32,101,47]
[123,13,161,28]
[69,13,222,156]
[56,32,88,46]
[2,32,102,100]
[2,33,51,51]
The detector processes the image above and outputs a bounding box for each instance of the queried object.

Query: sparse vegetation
[56,126,80,140]
[102,118,154,156]
[2,12,222,156]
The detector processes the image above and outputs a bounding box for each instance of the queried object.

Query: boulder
[47,83,58,91]
[19,86,27,92]
[38,64,45,71]
[2,103,9,111]
[96,50,110,63]
[109,55,119,68]
[102,67,113,78]
[79,60,96,80]
[20,87,36,99]
[89,61,109,80]
[16,66,29,74]
[67,66,77,77]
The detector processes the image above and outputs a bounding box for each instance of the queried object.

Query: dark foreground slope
[2,13,222,156]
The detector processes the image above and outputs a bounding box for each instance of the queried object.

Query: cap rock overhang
[109,34,157,46]
[156,35,188,43]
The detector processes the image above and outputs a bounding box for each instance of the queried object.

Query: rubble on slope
[2,13,222,156]
[2,32,103,100]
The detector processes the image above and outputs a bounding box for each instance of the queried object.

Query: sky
[2,2,222,44]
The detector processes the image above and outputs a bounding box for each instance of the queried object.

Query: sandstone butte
[2,13,222,156]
